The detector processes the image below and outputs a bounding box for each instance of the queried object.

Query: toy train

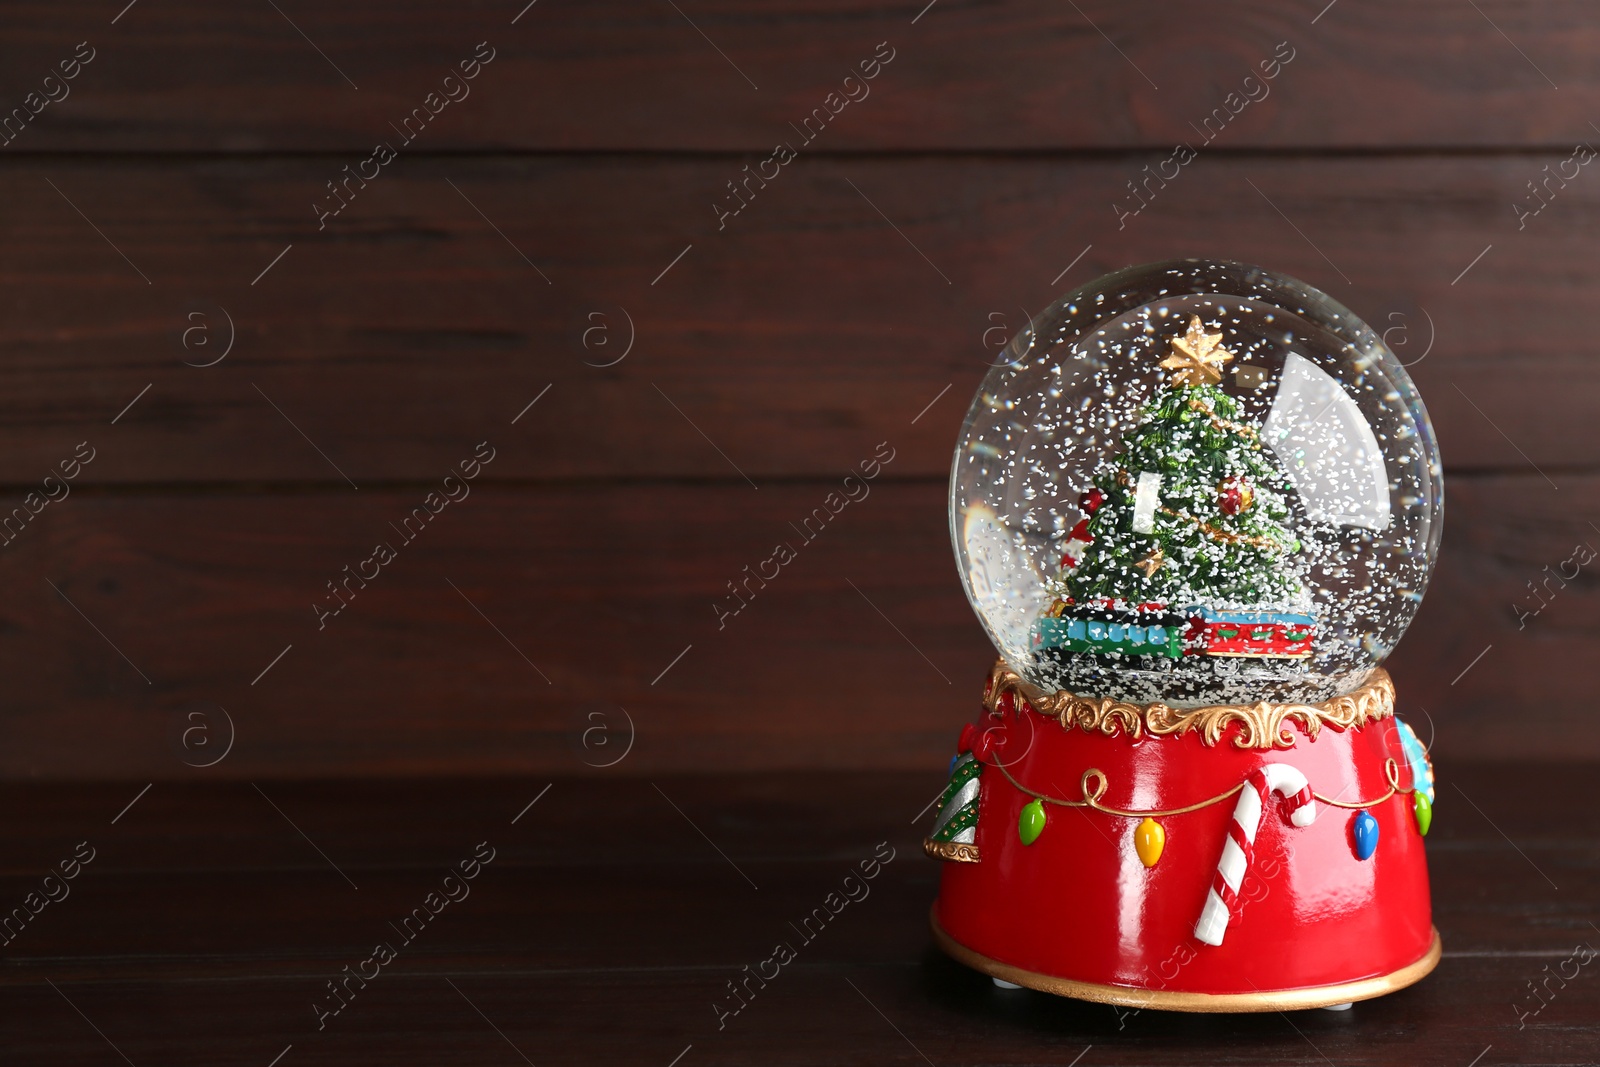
[1033,598,1315,661]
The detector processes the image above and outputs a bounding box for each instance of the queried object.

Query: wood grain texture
[0,3,1594,779]
[0,1,1594,151]
[0,770,1593,1063]
[0,474,1586,779]
[0,154,1591,487]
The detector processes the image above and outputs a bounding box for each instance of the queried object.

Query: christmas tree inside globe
[952,259,1442,707]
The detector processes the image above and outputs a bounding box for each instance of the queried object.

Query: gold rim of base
[923,837,981,863]
[930,906,1441,1012]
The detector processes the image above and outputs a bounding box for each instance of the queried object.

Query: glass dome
[951,260,1442,706]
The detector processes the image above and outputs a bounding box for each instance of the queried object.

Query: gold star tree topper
[1160,315,1235,386]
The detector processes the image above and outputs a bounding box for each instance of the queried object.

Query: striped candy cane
[1194,763,1317,947]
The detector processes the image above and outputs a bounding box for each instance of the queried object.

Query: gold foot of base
[930,906,1441,1013]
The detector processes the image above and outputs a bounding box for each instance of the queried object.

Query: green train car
[1032,606,1186,660]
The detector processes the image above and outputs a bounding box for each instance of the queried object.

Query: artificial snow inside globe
[926,260,1443,1011]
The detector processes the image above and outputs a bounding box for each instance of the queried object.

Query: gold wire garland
[1159,502,1284,549]
[992,756,1405,819]
[1185,395,1260,441]
[1111,468,1284,550]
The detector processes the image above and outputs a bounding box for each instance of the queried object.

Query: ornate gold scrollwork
[923,838,980,863]
[984,660,1394,750]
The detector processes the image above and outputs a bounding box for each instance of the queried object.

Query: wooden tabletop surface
[1,764,1593,1066]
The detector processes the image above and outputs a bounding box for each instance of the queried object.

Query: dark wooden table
[1,765,1593,1065]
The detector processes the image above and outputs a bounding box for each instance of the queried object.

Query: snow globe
[925,260,1442,1010]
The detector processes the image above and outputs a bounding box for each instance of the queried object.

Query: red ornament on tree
[1079,487,1105,514]
[1218,474,1255,516]
[1059,518,1095,570]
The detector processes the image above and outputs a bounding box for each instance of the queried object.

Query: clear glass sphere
[951,260,1443,706]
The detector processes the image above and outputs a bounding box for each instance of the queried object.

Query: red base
[931,689,1435,1005]
[932,908,1440,1011]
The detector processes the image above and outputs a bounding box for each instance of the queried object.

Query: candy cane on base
[1194,763,1317,947]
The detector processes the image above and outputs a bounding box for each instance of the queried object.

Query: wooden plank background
[0,1,1596,150]
[0,1,1593,776]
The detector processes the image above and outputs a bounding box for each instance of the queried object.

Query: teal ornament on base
[1395,719,1434,804]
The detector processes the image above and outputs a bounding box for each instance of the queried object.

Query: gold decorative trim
[992,755,1404,819]
[930,907,1441,1012]
[1185,395,1259,442]
[923,838,980,863]
[986,660,1394,750]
